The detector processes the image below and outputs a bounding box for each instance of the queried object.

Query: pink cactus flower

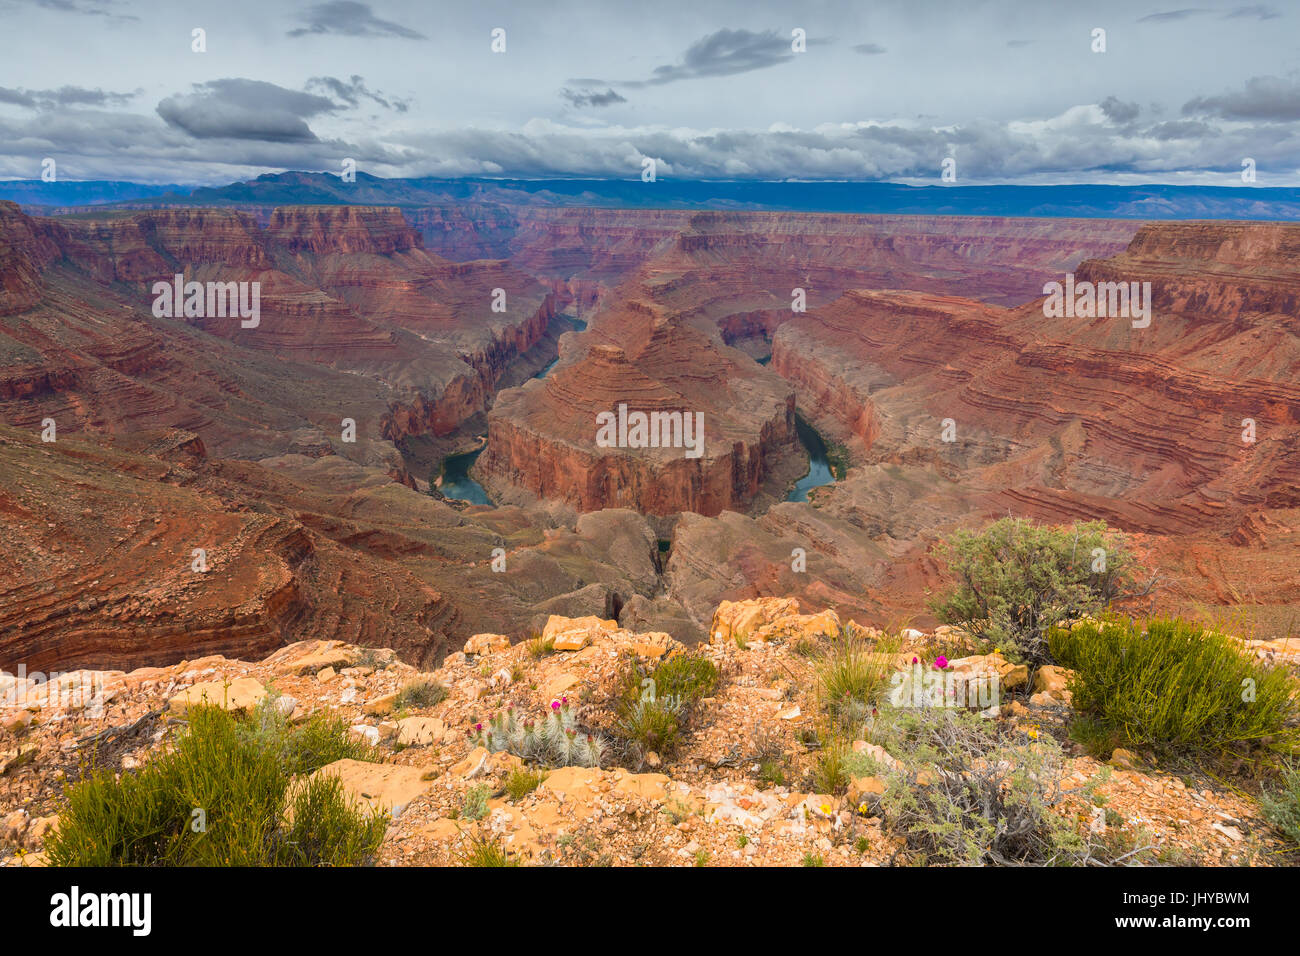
[934,655,949,670]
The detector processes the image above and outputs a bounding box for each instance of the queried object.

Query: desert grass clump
[1049,617,1297,758]
[816,627,900,728]
[648,652,719,702]
[46,704,386,867]
[461,833,520,867]
[504,767,548,801]
[471,701,607,768]
[811,736,852,796]
[394,679,448,711]
[792,636,821,658]
[526,633,556,660]
[610,651,719,766]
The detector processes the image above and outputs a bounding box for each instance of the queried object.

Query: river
[786,416,835,502]
[438,443,492,505]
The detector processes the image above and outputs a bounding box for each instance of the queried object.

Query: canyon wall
[5,203,1295,667]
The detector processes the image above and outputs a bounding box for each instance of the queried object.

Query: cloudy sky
[2,0,1300,185]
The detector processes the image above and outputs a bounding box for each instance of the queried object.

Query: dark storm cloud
[560,87,627,108]
[390,108,1284,183]
[610,28,824,88]
[287,1,425,40]
[30,0,136,20]
[1138,9,1209,21]
[306,75,409,112]
[1145,119,1217,139]
[1183,75,1300,121]
[0,85,138,110]
[0,84,139,108]
[4,97,1298,187]
[1099,96,1141,123]
[852,43,887,55]
[1223,4,1281,18]
[157,79,339,142]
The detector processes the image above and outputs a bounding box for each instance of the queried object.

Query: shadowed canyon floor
[1,202,1297,676]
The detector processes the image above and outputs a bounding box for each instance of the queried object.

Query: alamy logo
[151,274,260,328]
[595,403,704,458]
[2,665,109,717]
[1042,273,1152,329]
[50,886,151,936]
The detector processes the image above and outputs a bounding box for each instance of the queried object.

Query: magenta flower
[934,655,949,670]
[551,700,561,710]
[912,656,918,665]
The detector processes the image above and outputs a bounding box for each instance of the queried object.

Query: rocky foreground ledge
[2,598,1292,867]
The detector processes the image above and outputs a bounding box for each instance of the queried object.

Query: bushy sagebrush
[1049,617,1296,757]
[872,708,1092,866]
[471,701,607,768]
[1262,763,1300,846]
[931,517,1137,664]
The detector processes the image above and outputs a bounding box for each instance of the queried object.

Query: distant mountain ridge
[6,170,1300,220]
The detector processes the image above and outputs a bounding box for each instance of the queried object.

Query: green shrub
[1262,763,1300,846]
[649,653,719,702]
[931,517,1138,664]
[1050,617,1297,757]
[46,704,386,867]
[238,697,373,775]
[394,679,448,711]
[281,773,389,867]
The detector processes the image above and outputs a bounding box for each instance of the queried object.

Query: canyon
[1,198,1296,672]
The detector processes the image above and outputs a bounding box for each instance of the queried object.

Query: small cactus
[471,700,607,768]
